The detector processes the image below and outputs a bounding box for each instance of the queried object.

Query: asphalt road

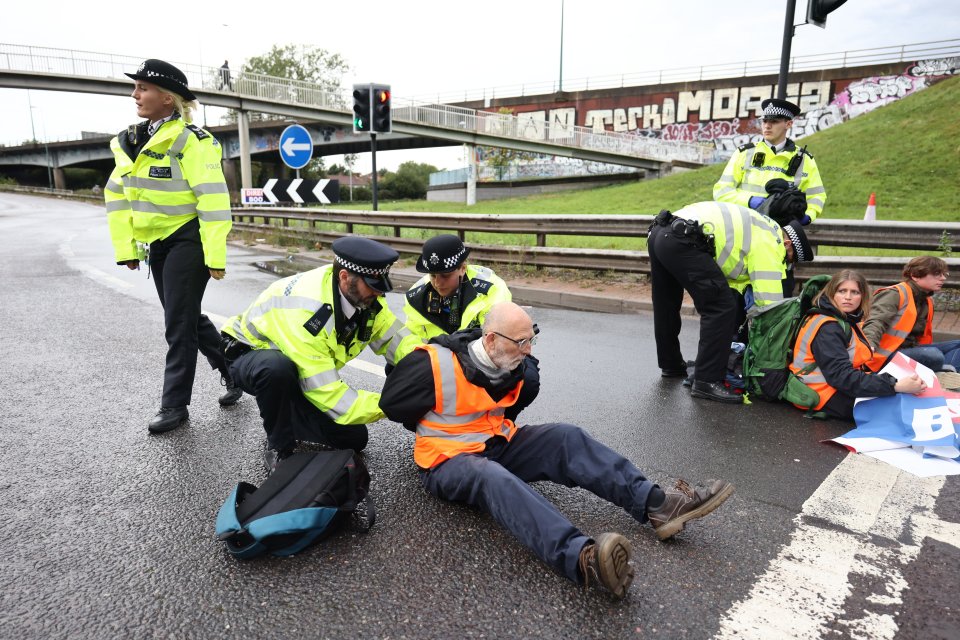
[0,193,957,640]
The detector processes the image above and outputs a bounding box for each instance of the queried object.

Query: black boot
[690,380,742,404]
[148,407,189,433]
[218,374,243,407]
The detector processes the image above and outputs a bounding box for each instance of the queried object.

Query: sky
[1,0,958,173]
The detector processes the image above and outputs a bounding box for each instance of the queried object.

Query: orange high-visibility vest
[414,344,522,470]
[867,282,934,371]
[790,315,873,410]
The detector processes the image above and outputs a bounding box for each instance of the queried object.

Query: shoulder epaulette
[303,304,332,336]
[471,278,493,294]
[737,143,755,152]
[185,123,210,140]
[406,283,427,299]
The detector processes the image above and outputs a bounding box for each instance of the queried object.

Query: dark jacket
[379,328,525,430]
[810,298,897,418]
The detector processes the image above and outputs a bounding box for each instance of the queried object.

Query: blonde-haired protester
[790,270,925,420]
[104,59,240,434]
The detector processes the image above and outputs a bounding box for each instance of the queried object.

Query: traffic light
[371,83,392,134]
[805,0,848,28]
[352,84,371,133]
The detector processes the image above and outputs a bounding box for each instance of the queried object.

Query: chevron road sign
[262,179,340,204]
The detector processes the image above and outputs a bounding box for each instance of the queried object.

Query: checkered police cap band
[783,224,806,262]
[763,104,795,119]
[137,62,189,90]
[423,245,467,271]
[335,255,391,276]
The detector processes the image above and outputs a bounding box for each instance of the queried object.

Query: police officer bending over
[400,234,540,420]
[380,301,734,599]
[649,201,814,403]
[221,237,421,474]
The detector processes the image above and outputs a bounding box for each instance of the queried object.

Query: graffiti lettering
[908,57,960,77]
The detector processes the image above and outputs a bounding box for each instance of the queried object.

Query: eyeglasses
[490,325,540,349]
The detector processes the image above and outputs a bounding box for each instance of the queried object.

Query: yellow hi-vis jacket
[673,201,786,307]
[401,265,512,342]
[222,265,421,426]
[104,117,232,268]
[713,139,827,222]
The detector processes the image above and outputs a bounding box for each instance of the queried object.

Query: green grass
[335,75,960,222]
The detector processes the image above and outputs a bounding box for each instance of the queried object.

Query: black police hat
[761,98,801,121]
[125,59,196,101]
[783,220,814,263]
[416,234,471,274]
[332,237,399,293]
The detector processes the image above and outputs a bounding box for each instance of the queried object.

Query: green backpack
[741,274,849,408]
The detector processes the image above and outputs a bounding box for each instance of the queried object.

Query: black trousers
[228,349,369,453]
[150,218,227,408]
[648,225,736,383]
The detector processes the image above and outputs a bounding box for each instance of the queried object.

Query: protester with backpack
[789,270,925,420]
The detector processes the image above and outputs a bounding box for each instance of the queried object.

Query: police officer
[648,201,814,403]
[221,237,421,474]
[401,234,540,420]
[104,59,239,434]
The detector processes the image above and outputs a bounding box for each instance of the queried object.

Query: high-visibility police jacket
[402,265,512,342]
[790,315,874,410]
[104,116,232,269]
[222,265,420,425]
[713,139,827,222]
[673,201,786,307]
[414,343,521,469]
[864,282,934,371]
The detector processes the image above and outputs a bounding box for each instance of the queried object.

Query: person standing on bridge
[398,234,540,421]
[104,59,239,434]
[648,201,814,403]
[713,98,826,295]
[379,301,734,600]
[221,237,421,475]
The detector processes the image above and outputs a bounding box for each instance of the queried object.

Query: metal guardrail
[229,207,960,287]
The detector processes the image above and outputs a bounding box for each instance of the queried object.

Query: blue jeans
[419,423,657,583]
[900,339,960,371]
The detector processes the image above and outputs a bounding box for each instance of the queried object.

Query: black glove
[767,190,808,225]
[764,178,792,195]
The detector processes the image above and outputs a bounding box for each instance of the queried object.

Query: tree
[480,107,537,180]
[379,161,439,200]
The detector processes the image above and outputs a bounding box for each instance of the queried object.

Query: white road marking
[714,454,954,640]
[59,238,134,290]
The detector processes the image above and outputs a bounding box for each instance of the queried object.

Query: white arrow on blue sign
[278,124,313,170]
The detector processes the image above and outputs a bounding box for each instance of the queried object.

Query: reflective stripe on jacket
[790,315,873,410]
[414,343,521,469]
[105,117,232,268]
[221,265,419,425]
[673,201,786,306]
[713,139,827,222]
[866,282,934,371]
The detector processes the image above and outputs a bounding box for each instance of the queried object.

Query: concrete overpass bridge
[0,43,712,191]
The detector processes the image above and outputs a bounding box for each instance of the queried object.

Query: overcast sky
[1,0,958,172]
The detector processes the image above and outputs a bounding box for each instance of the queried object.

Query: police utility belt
[221,332,252,362]
[650,210,715,254]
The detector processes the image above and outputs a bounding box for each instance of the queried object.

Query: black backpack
[215,450,374,559]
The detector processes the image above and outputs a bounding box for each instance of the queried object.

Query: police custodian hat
[416,234,471,274]
[332,237,399,293]
[125,59,197,101]
[783,220,814,263]
[761,98,801,121]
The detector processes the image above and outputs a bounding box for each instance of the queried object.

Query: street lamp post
[558,0,565,93]
[27,93,53,189]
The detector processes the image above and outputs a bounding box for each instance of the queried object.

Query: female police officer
[104,59,240,434]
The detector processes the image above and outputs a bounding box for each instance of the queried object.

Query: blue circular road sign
[279,124,314,170]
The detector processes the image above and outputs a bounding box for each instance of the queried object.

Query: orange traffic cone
[863,193,877,221]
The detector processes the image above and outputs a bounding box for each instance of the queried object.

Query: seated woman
[862,256,959,372]
[790,270,925,420]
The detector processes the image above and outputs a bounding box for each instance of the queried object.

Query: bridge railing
[0,42,709,165]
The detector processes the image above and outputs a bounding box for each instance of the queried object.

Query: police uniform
[399,234,540,420]
[648,201,813,403]
[221,237,420,466]
[104,59,236,434]
[713,99,826,224]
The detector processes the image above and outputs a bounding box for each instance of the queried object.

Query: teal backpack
[741,275,849,408]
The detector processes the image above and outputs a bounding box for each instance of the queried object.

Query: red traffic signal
[371,83,392,134]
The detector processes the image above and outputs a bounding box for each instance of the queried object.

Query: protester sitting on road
[399,234,539,420]
[649,201,813,404]
[379,301,734,599]
[862,256,959,373]
[790,270,925,420]
[220,237,421,474]
[104,58,238,435]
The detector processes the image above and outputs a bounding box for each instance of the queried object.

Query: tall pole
[370,133,379,211]
[558,0,565,92]
[27,90,37,142]
[777,0,797,99]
